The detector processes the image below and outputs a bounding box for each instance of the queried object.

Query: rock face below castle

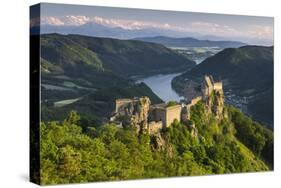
[201,75,225,120]
[207,89,225,120]
[111,97,151,133]
[110,96,183,134]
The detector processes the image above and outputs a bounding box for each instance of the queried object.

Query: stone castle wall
[150,107,166,125]
[190,96,202,106]
[115,98,136,113]
[202,75,223,99]
[202,75,214,98]
[165,105,182,128]
[149,104,182,128]
[213,82,223,91]
[184,96,202,120]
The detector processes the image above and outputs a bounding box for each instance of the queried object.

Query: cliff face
[113,97,151,133]
[130,97,151,132]
[198,75,226,121]
[205,90,226,120]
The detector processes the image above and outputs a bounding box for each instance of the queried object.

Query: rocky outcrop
[151,132,166,150]
[112,97,151,133]
[189,123,198,138]
[204,89,226,121]
[130,97,151,132]
[212,91,225,119]
[200,75,225,120]
[148,121,163,135]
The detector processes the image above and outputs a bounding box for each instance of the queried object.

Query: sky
[36,3,274,45]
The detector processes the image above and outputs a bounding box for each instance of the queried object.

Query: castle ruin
[110,75,224,135]
[201,75,223,100]
[149,103,182,128]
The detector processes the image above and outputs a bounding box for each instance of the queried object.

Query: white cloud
[34,15,273,43]
[39,15,184,31]
[41,16,65,26]
[64,15,90,25]
[247,25,273,39]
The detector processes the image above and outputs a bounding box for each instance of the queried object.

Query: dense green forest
[39,102,272,185]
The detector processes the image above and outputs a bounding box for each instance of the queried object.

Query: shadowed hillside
[172,46,273,127]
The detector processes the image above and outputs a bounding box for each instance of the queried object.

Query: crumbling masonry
[110,75,224,135]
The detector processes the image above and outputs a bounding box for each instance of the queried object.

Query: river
[136,73,184,102]
[135,47,221,102]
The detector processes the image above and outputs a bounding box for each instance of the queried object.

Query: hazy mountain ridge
[31,21,272,46]
[35,23,200,40]
[133,36,246,48]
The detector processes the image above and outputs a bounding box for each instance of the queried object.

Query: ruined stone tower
[202,75,222,99]
[201,75,224,120]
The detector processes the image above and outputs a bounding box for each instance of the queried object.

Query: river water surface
[137,73,183,102]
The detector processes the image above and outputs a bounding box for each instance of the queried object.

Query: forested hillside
[41,34,195,77]
[172,46,273,127]
[38,102,272,185]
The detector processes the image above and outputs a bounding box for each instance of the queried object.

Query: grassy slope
[234,138,268,171]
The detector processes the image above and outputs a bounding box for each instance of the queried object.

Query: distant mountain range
[133,36,246,48]
[172,45,273,127]
[33,23,201,40]
[32,23,248,47]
